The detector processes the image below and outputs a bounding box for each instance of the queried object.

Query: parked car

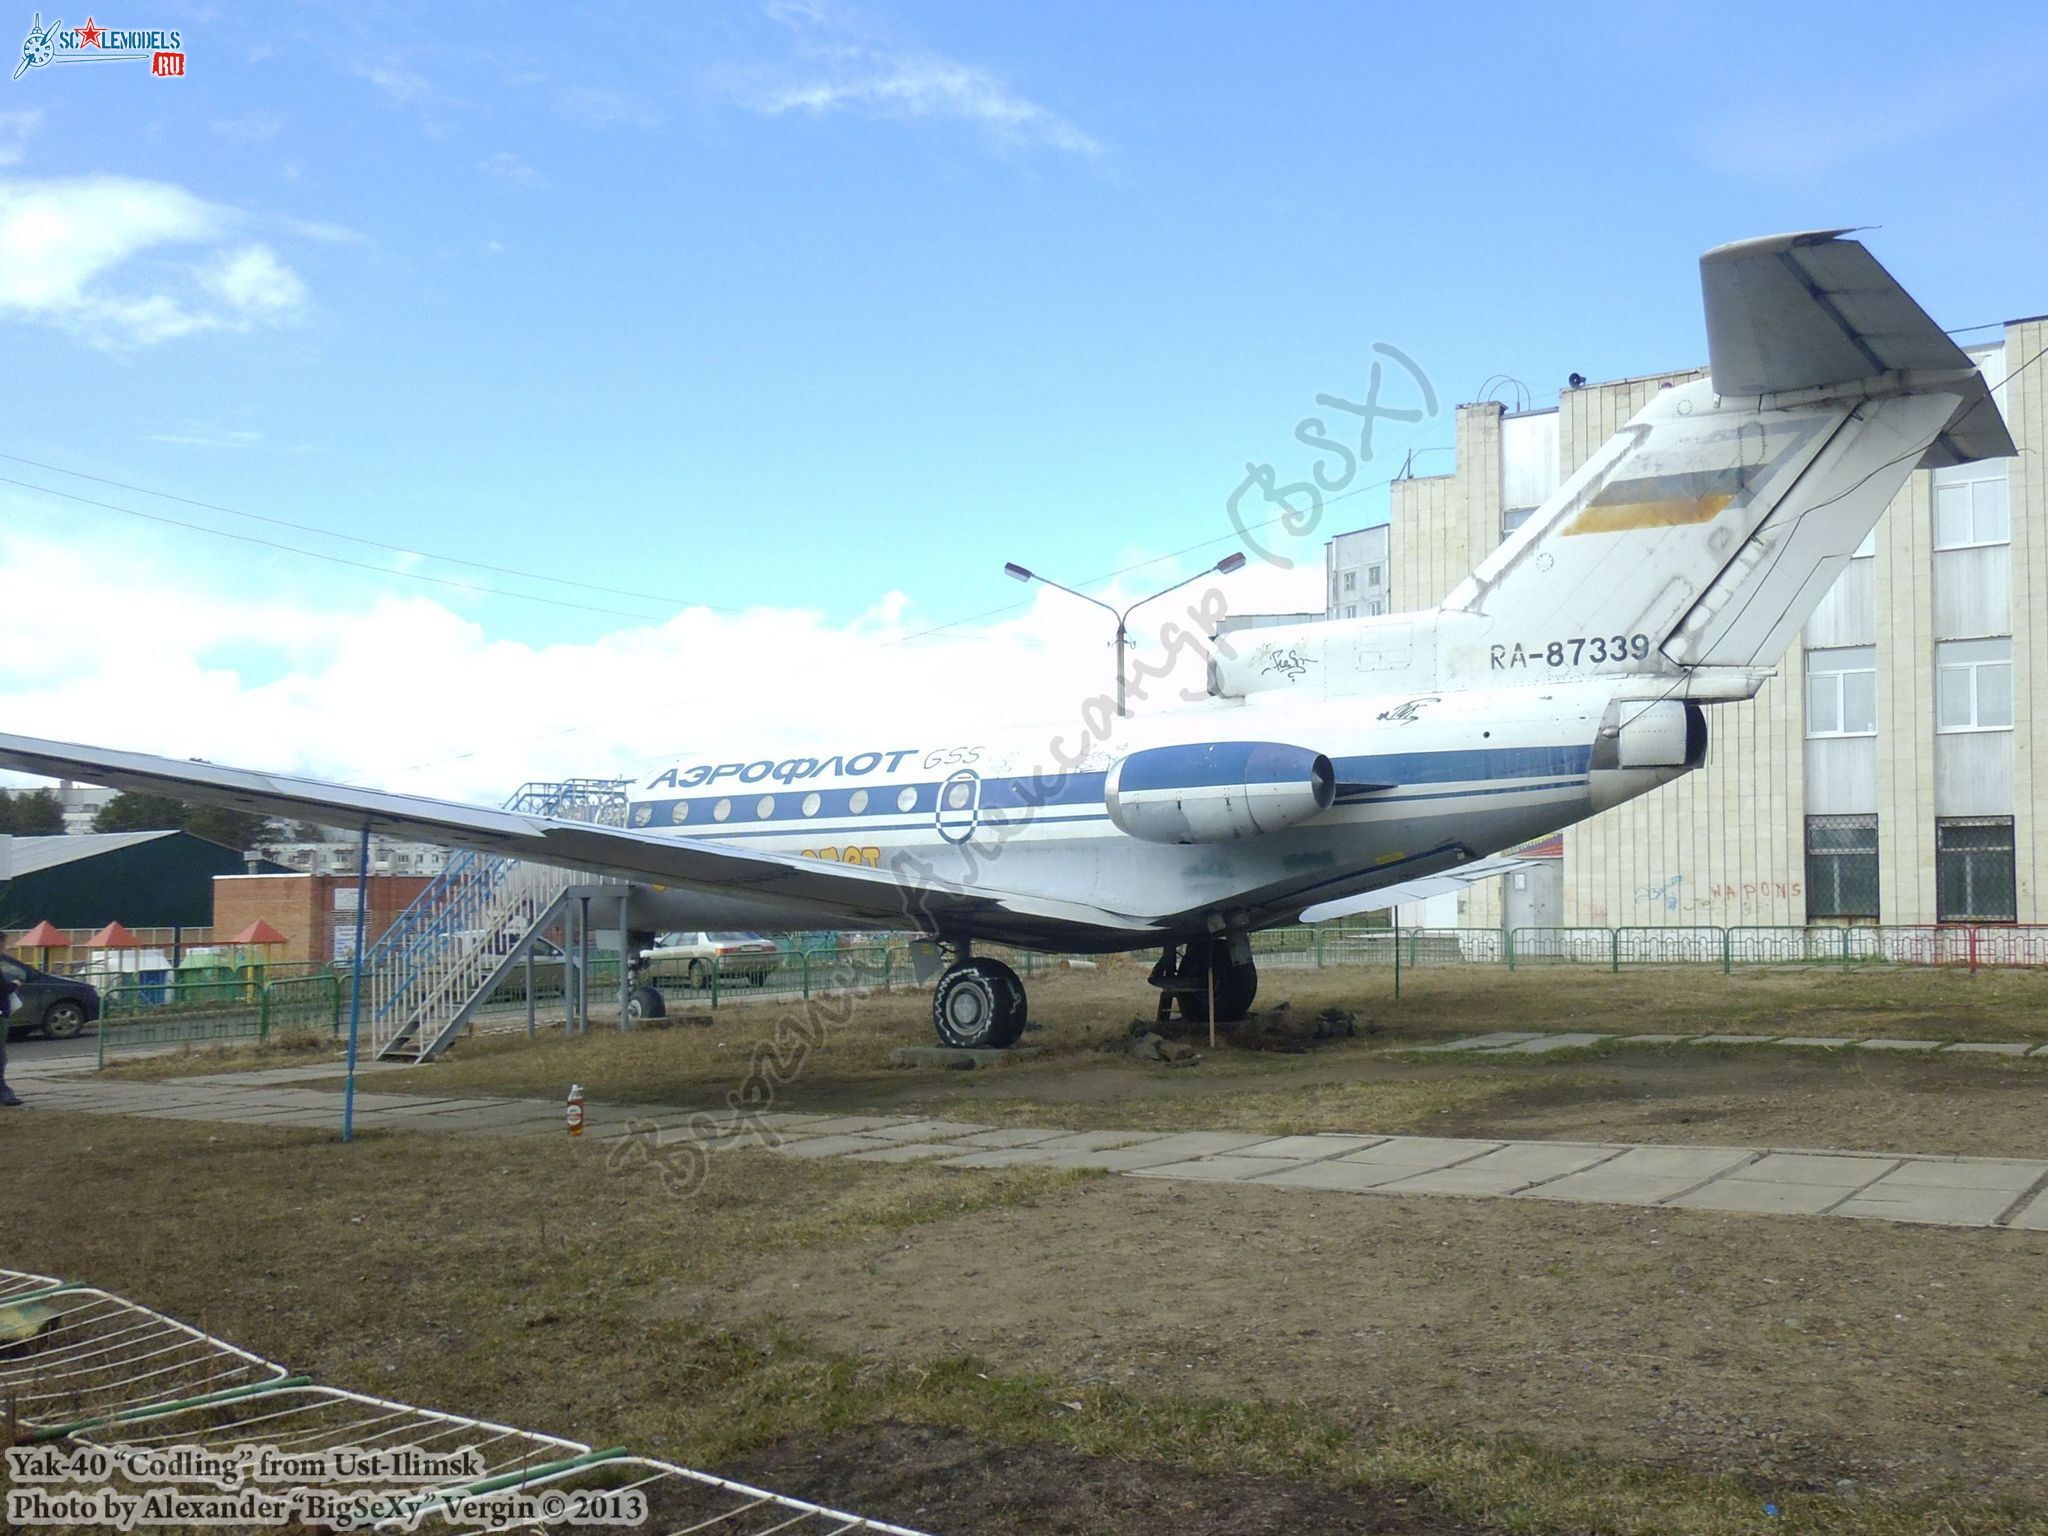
[639,931,780,988]
[1,955,101,1039]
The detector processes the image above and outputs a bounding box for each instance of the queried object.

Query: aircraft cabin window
[849,789,869,814]
[897,787,918,812]
[947,782,970,809]
[755,796,775,819]
[713,799,732,822]
[801,793,821,817]
[674,801,689,823]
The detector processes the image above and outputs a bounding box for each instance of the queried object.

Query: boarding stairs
[362,778,633,1062]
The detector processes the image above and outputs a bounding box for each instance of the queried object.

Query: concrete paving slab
[1740,1152,1899,1188]
[1495,1033,1613,1054]
[1775,1037,1854,1048]
[1668,1178,1855,1217]
[2008,1191,2048,1231]
[953,1128,1067,1149]
[2031,1045,2048,1058]
[1108,1132,1273,1160]
[844,1142,970,1163]
[1410,1031,1545,1052]
[770,1134,898,1159]
[1620,1034,1693,1044]
[938,1147,1066,1170]
[1027,1130,1162,1152]
[852,1119,990,1142]
[1525,1145,1757,1206]
[777,1116,912,1135]
[1337,1136,1502,1168]
[1036,1143,1226,1173]
[1690,1034,1779,1045]
[1233,1135,1388,1160]
[1834,1186,2022,1227]
[1872,1159,2048,1193]
[1859,1039,1944,1051]
[1385,1142,1623,1196]
[1131,1155,1319,1184]
[1250,1159,1445,1193]
[1942,1042,2034,1055]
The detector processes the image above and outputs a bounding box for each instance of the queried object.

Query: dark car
[2,955,101,1040]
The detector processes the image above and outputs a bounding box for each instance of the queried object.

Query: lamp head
[1003,562,1034,583]
[1214,552,1248,575]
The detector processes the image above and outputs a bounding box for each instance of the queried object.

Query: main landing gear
[1148,938,1258,1025]
[930,946,1029,1049]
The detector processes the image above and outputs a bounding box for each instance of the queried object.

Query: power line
[0,473,678,623]
[0,450,744,614]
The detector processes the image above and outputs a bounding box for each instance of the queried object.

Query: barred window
[1936,816,2016,923]
[1805,815,1878,922]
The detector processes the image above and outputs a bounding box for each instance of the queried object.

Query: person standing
[0,932,21,1106]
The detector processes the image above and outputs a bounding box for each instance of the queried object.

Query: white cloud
[0,515,1315,804]
[721,4,1102,159]
[479,150,545,188]
[0,109,40,168]
[0,177,311,347]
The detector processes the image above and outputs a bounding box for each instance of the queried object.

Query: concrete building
[1325,524,1391,618]
[1388,318,2044,931]
[258,833,451,878]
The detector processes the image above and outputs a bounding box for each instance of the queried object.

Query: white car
[639,931,780,989]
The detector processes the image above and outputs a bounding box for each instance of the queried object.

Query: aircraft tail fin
[1443,231,2014,685]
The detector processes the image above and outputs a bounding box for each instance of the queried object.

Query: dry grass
[4,1110,2045,1535]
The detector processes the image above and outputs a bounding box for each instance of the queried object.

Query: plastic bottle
[566,1083,585,1137]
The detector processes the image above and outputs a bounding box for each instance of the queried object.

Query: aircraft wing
[0,733,1155,945]
[1294,854,1538,923]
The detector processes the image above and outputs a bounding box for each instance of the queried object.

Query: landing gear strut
[1149,938,1258,1025]
[930,945,1029,1049]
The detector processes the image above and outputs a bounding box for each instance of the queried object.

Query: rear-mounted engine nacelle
[1104,741,1335,844]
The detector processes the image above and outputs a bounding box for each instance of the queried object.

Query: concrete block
[1620,1034,1692,1044]
[1689,1034,1779,1045]
[1025,1130,1162,1152]
[1495,1032,1612,1054]
[1941,1042,2035,1055]
[1526,1145,1757,1206]
[1669,1178,1856,1217]
[1740,1152,1898,1188]
[1106,1132,1273,1159]
[1233,1135,1388,1160]
[1774,1037,1854,1048]
[775,1116,907,1135]
[953,1128,1066,1149]
[1858,1039,1944,1052]
[1034,1143,1222,1173]
[1389,1142,1622,1196]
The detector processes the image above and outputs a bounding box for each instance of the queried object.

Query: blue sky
[3,0,2045,791]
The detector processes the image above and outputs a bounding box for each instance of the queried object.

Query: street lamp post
[1005,553,1247,718]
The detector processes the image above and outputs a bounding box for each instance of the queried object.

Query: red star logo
[76,17,103,47]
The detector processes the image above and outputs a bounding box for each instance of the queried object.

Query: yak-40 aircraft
[0,231,2018,1049]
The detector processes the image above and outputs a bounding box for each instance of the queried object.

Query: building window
[1343,571,1357,591]
[1502,506,1536,538]
[1932,466,2010,550]
[1935,638,2013,732]
[1342,604,1357,619]
[1366,563,1383,585]
[1806,815,1878,922]
[1366,599,1385,616]
[1804,645,1877,737]
[1936,816,2017,922]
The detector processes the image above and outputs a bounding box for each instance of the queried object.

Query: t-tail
[1436,230,2017,697]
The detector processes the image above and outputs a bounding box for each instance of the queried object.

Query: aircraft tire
[1176,941,1258,1025]
[626,985,666,1023]
[932,959,1028,1049]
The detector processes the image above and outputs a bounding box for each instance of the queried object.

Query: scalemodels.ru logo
[13,12,185,80]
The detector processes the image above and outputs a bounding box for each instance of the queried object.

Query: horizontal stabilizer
[1699,229,2015,466]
